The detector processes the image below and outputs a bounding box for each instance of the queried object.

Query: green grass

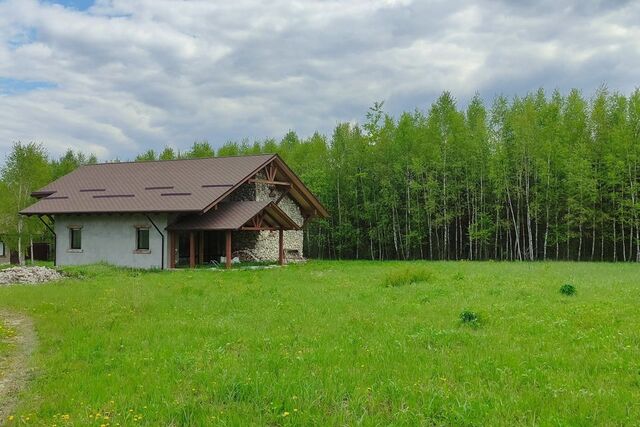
[1,261,640,425]
[0,320,16,357]
[0,261,54,271]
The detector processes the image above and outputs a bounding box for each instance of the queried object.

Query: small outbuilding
[20,154,328,269]
[0,238,9,264]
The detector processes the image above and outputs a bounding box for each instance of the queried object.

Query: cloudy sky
[0,0,639,161]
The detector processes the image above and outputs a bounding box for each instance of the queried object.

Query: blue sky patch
[44,0,95,11]
[0,78,58,95]
[8,27,37,49]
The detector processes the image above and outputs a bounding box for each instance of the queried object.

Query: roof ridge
[83,153,276,167]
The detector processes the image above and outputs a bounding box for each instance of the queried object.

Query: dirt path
[0,311,36,422]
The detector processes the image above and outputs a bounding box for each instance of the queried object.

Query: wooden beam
[189,231,195,269]
[169,231,176,268]
[278,228,284,266]
[248,179,291,186]
[266,207,300,231]
[241,227,276,231]
[265,163,278,181]
[251,213,264,229]
[275,187,290,205]
[225,230,232,269]
[198,231,204,265]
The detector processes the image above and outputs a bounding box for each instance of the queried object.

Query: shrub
[383,268,431,288]
[459,309,480,326]
[560,283,576,296]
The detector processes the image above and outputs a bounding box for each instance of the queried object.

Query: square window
[137,228,150,251]
[70,228,82,250]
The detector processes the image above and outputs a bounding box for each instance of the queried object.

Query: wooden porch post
[198,231,205,265]
[225,230,232,269]
[189,231,196,268]
[278,228,284,266]
[169,231,176,268]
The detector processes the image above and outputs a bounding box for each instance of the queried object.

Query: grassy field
[1,261,639,426]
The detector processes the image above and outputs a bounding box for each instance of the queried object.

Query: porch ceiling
[166,201,300,231]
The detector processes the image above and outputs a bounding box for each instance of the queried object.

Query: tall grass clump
[382,267,432,288]
[459,309,480,327]
[560,283,576,296]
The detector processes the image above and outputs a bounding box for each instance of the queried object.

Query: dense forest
[2,87,640,262]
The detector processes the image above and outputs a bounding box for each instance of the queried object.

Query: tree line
[2,87,639,262]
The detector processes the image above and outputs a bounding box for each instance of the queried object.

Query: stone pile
[0,266,63,286]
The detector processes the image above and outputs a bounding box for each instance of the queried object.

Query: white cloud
[0,0,639,161]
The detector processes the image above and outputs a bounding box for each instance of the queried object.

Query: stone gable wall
[227,171,304,262]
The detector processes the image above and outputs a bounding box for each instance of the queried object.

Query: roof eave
[271,154,330,219]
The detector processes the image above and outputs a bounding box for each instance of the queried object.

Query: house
[20,154,328,269]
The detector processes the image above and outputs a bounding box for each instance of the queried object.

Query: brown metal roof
[166,201,301,231]
[21,155,276,215]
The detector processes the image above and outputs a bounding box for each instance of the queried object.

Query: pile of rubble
[0,266,63,286]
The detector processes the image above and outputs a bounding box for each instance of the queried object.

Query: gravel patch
[0,267,63,286]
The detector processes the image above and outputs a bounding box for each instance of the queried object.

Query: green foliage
[135,149,157,162]
[560,283,577,296]
[51,149,96,179]
[186,141,214,158]
[459,309,480,325]
[0,143,53,257]
[4,87,640,263]
[382,267,432,287]
[217,141,240,157]
[159,87,634,262]
[159,146,176,160]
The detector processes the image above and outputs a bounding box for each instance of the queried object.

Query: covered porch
[166,201,300,269]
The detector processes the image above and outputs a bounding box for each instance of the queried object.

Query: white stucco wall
[54,214,169,269]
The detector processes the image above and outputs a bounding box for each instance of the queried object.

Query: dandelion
[282,411,290,417]
[8,415,14,421]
